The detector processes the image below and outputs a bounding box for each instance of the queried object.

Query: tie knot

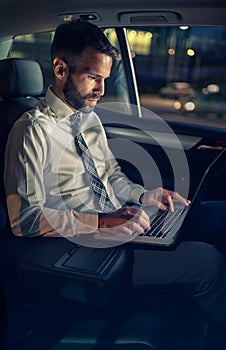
[70,112,82,135]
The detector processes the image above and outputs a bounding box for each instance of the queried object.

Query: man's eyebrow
[88,73,102,77]
[88,73,111,79]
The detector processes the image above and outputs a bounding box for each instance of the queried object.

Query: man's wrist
[98,213,101,228]
[98,212,107,228]
[139,193,144,204]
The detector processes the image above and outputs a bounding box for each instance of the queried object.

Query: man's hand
[99,206,151,236]
[140,187,191,212]
[98,187,190,236]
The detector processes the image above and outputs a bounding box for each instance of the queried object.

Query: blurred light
[128,29,152,56]
[187,49,195,56]
[168,48,175,55]
[179,26,189,30]
[174,101,181,110]
[207,84,220,93]
[130,30,137,37]
[138,31,145,37]
[185,102,195,111]
[202,84,220,94]
[145,32,153,39]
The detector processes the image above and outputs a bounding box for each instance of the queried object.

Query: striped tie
[70,112,116,212]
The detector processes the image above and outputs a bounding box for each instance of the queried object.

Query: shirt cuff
[129,186,145,205]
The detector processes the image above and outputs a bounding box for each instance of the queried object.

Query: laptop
[95,148,226,248]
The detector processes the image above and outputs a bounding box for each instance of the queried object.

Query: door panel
[97,106,226,202]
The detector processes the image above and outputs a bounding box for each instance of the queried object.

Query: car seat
[0,57,43,350]
[0,58,43,229]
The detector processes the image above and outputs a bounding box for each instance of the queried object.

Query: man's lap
[132,240,225,292]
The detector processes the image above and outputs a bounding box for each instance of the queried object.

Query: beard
[63,74,100,114]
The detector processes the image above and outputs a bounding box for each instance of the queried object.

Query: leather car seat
[0,58,43,350]
[0,58,43,135]
[0,58,44,230]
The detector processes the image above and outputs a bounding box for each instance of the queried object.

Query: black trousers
[133,201,226,331]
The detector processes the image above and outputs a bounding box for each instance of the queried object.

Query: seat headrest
[0,58,44,98]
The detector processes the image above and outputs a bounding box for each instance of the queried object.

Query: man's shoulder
[15,98,52,127]
[8,98,54,141]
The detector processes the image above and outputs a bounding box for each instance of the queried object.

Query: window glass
[9,29,130,106]
[127,26,226,128]
[9,32,54,93]
[101,28,130,106]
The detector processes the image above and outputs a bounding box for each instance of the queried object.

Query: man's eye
[88,75,97,80]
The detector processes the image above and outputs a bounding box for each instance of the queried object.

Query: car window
[126,26,226,128]
[9,25,226,128]
[9,28,130,107]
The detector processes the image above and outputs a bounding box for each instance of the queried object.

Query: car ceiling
[0,0,226,38]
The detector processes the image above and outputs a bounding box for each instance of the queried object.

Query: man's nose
[94,80,105,96]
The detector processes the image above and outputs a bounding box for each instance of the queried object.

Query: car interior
[0,0,226,349]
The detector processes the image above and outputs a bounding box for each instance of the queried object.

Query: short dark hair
[51,21,118,63]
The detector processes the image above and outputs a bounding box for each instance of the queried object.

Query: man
[4,21,226,332]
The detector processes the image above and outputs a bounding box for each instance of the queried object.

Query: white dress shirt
[4,87,144,237]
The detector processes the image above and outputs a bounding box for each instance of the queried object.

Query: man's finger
[165,195,174,212]
[172,192,191,206]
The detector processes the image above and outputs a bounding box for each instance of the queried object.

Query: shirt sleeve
[107,158,144,205]
[4,118,98,237]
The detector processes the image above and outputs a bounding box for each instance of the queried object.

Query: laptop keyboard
[144,206,187,239]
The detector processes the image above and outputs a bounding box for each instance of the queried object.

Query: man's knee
[186,242,226,296]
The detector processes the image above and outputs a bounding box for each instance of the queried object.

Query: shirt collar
[45,86,75,120]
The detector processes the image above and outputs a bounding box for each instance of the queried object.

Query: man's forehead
[80,47,112,62]
[75,48,113,73]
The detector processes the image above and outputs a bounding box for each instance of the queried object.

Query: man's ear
[53,58,68,81]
